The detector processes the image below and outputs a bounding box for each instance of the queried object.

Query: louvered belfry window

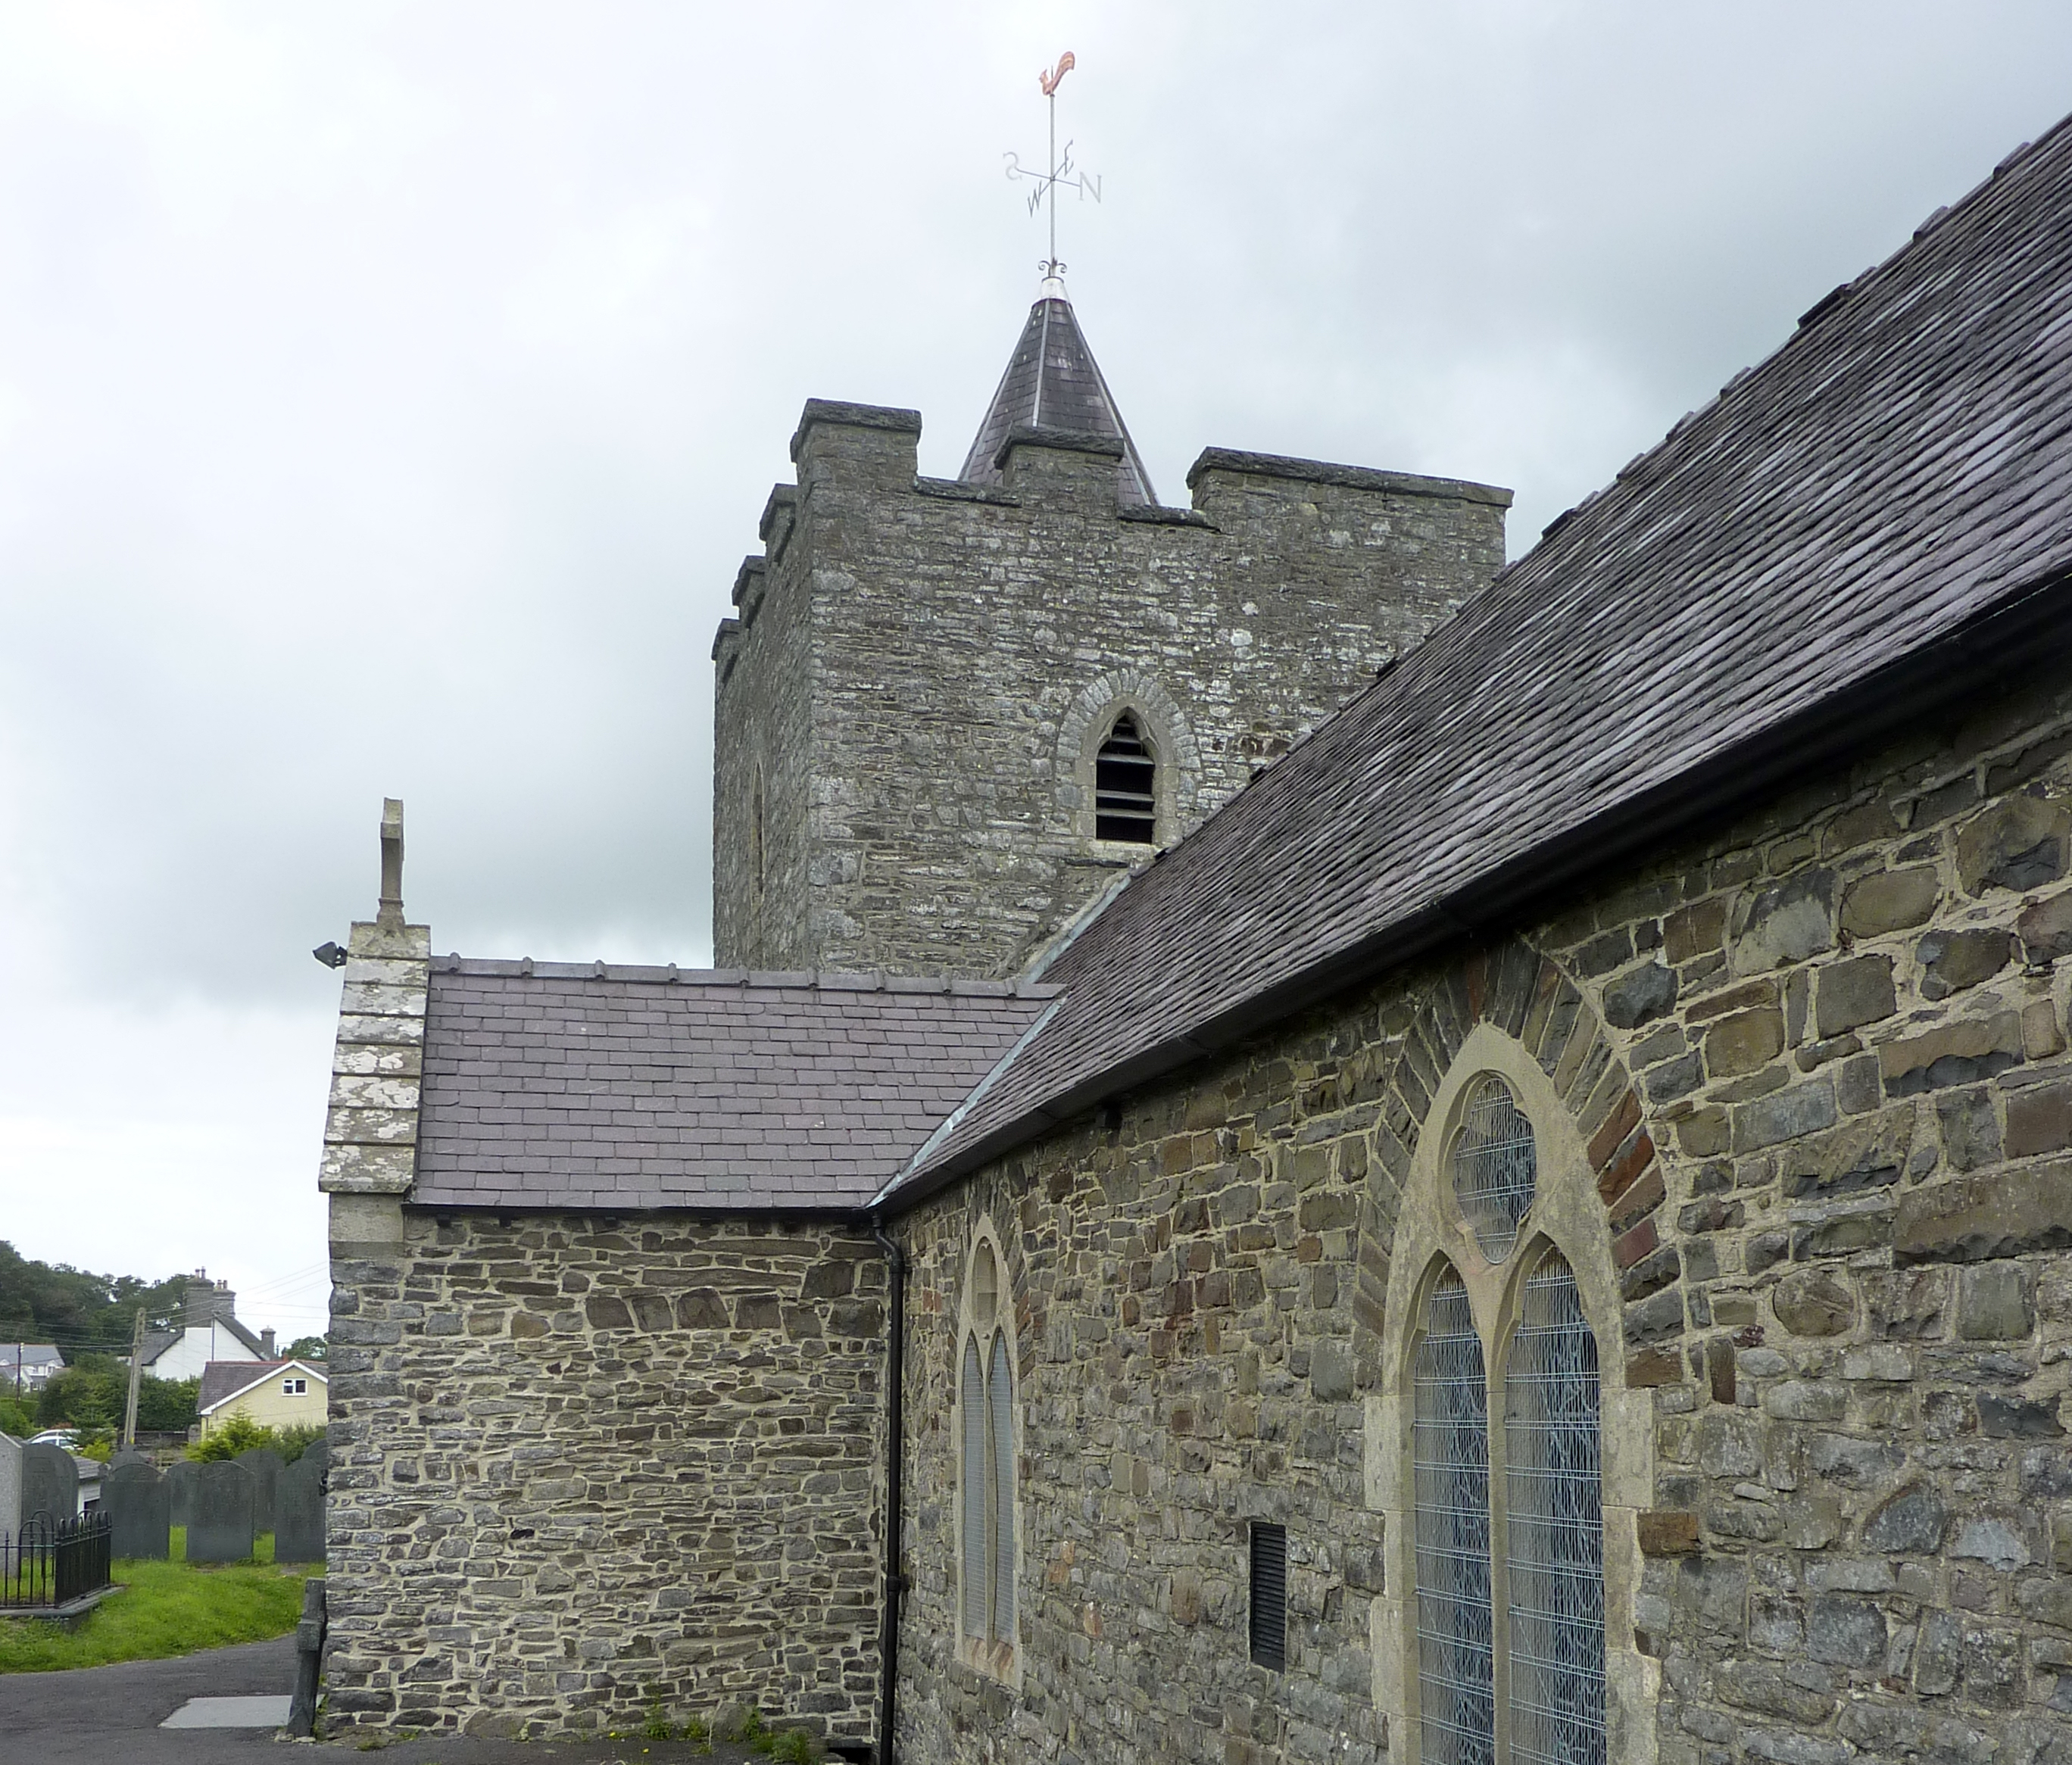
[1094,712,1157,844]
[1411,1085,1605,1765]
[960,1239,1017,1664]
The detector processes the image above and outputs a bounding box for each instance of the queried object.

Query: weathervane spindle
[1004,49,1101,287]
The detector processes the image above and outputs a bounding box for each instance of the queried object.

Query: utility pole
[122,1305,145,1451]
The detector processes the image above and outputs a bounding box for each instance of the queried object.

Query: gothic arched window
[1094,712,1158,844]
[1404,1075,1606,1765]
[959,1233,1017,1674]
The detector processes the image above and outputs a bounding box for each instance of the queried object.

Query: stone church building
[320,118,2072,1765]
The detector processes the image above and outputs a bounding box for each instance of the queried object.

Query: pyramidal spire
[959,276,1158,506]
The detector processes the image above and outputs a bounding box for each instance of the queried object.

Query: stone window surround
[1056,668,1200,850]
[953,1212,1023,1689]
[1368,1022,1659,1765]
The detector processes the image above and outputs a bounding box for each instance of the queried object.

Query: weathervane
[1003,51,1101,283]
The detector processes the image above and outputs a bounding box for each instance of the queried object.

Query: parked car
[27,1428,78,1449]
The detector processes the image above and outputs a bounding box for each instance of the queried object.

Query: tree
[0,1240,191,1356]
[284,1335,327,1362]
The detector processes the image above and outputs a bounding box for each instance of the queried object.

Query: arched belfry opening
[1094,712,1158,843]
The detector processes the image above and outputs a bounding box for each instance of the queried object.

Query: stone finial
[378,798,405,928]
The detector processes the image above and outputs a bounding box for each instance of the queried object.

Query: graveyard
[0,1435,325,1672]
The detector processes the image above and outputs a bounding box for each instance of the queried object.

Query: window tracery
[1381,1045,1615,1765]
[957,1227,1018,1677]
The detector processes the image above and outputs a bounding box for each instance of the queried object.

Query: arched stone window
[1056,672,1200,847]
[957,1224,1019,1679]
[1094,712,1158,844]
[1375,1031,1628,1765]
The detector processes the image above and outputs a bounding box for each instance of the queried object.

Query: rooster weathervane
[1003,51,1101,283]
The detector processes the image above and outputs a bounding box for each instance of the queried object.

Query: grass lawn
[0,1527,310,1673]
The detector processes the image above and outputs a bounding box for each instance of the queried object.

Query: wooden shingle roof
[886,117,2072,1208]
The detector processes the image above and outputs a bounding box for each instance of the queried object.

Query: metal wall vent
[1095,712,1157,843]
[1250,1521,1287,1670]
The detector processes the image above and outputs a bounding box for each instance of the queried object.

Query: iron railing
[1,1512,113,1611]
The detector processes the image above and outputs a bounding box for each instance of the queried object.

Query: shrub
[188,1414,273,1461]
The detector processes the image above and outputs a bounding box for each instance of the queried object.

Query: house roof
[885,116,2072,1208]
[0,1346,62,1371]
[413,962,1059,1212]
[139,1312,267,1367]
[198,1358,325,1414]
[959,285,1157,505]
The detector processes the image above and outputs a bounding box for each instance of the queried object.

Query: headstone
[167,1458,200,1530]
[0,1433,20,1538]
[299,1436,330,1477]
[20,1442,77,1530]
[106,1460,171,1560]
[187,1461,254,1564]
[274,1455,326,1564]
[232,1447,284,1536]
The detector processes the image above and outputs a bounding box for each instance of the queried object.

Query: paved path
[0,1634,774,1763]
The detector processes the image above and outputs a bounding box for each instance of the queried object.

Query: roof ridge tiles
[430,956,1048,997]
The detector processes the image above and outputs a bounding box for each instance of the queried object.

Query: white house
[137,1273,272,1383]
[1,1345,64,1393]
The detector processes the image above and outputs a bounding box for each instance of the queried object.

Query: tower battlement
[713,299,1510,980]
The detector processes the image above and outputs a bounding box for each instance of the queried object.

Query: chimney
[261,1328,276,1358]
[184,1272,213,1330]
[213,1279,236,1324]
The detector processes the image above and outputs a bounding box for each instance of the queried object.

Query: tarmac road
[0,1632,772,1764]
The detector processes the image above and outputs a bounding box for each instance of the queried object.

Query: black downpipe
[872,1221,906,1765]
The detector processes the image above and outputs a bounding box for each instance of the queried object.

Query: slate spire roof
[883,114,2072,1208]
[960,277,1158,505]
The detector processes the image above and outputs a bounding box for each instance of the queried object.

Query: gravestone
[299,1436,330,1477]
[0,1432,20,1538]
[20,1443,77,1530]
[187,1461,254,1564]
[106,1461,170,1560]
[232,1447,284,1536]
[167,1458,200,1530]
[274,1455,326,1564]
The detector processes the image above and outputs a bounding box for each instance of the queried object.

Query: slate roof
[198,1358,321,1413]
[413,962,1058,1211]
[885,117,2072,1206]
[960,285,1157,505]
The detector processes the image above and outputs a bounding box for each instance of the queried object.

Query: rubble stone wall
[890,654,2072,1765]
[713,405,1510,979]
[324,1212,887,1744]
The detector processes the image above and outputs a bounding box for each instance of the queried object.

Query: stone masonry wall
[325,1212,887,1743]
[888,650,2072,1765]
[713,406,1509,979]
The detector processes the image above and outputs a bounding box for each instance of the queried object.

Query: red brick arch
[1362,938,1684,1389]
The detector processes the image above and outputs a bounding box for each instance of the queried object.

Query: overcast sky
[2,2,2068,1345]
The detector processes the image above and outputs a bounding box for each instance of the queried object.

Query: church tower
[711,279,1511,980]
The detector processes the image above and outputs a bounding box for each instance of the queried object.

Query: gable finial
[378,797,405,928]
[1003,50,1101,292]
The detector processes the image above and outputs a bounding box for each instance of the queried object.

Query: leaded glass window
[961,1337,987,1640]
[1410,1082,1605,1765]
[1505,1253,1605,1765]
[988,1333,1016,1645]
[1451,1075,1537,1261]
[1415,1268,1495,1765]
[960,1233,1018,1667]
